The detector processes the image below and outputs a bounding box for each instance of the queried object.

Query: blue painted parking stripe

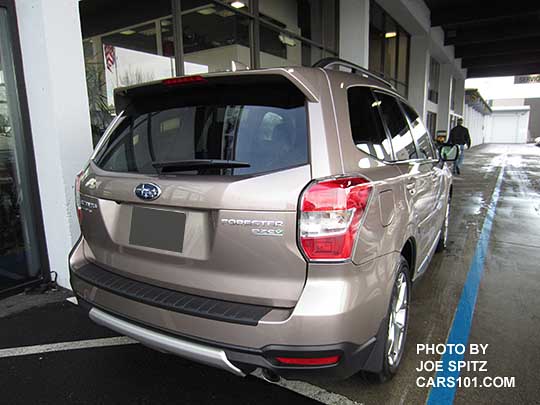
[426,163,505,405]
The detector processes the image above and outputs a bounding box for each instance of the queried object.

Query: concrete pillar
[454,77,465,116]
[339,0,369,68]
[407,35,430,121]
[436,63,453,136]
[15,0,93,288]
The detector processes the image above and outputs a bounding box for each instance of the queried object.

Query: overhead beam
[462,52,540,68]
[445,23,540,46]
[467,63,540,78]
[455,37,540,58]
[432,4,540,27]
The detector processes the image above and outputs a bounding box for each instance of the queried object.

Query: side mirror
[439,144,459,162]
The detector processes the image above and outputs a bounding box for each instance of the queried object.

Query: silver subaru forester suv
[70,58,457,382]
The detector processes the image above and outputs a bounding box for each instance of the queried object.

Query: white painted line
[0,336,137,359]
[252,369,361,405]
[66,296,78,305]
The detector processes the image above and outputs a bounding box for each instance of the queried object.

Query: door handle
[406,182,416,190]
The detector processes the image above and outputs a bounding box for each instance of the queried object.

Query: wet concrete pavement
[1,144,539,404]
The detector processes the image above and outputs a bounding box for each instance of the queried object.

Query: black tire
[436,197,451,253]
[373,256,411,383]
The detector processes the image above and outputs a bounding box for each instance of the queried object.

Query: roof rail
[313,57,396,90]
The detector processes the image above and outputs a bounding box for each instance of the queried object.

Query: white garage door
[488,112,530,144]
[490,115,519,143]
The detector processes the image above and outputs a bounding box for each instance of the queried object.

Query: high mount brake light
[162,76,207,86]
[299,177,372,261]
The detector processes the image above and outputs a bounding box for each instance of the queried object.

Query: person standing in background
[448,118,471,175]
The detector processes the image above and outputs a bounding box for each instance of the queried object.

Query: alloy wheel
[386,271,408,367]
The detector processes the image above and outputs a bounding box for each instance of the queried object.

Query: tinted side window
[401,102,436,160]
[375,92,417,161]
[347,87,392,160]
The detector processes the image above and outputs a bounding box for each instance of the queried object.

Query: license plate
[129,206,186,252]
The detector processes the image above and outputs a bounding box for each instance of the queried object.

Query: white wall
[463,105,488,147]
[408,35,430,119]
[16,0,93,288]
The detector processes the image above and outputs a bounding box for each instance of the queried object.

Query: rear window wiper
[152,159,251,174]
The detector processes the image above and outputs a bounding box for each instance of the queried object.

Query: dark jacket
[449,125,471,148]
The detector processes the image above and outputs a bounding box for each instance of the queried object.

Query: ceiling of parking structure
[79,0,172,39]
[424,0,540,77]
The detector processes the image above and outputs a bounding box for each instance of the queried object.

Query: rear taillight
[299,177,372,261]
[75,171,83,225]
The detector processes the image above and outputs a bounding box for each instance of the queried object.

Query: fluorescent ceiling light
[140,28,157,36]
[279,34,296,47]
[197,6,216,15]
[385,31,397,38]
[217,9,235,17]
[120,30,136,35]
[231,1,246,8]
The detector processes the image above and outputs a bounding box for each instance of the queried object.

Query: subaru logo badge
[134,183,161,201]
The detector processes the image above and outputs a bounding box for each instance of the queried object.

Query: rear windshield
[94,76,308,176]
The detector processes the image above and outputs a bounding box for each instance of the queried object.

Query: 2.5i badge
[221,218,284,237]
[251,228,284,237]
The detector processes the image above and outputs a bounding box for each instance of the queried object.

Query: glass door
[0,6,43,294]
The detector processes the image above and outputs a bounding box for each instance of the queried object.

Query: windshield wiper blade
[152,159,251,173]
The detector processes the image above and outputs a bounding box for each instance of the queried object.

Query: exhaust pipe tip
[261,368,281,383]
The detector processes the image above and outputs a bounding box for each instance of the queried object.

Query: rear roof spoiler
[113,69,320,114]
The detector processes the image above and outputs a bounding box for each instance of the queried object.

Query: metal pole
[172,0,184,76]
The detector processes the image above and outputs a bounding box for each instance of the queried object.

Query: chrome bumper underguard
[88,307,245,377]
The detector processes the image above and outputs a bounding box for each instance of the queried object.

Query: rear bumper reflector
[275,355,341,366]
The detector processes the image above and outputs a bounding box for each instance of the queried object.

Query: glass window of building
[182,3,251,74]
[259,0,338,68]
[396,29,409,96]
[428,57,440,104]
[426,111,437,138]
[451,77,457,110]
[368,3,384,73]
[80,0,174,145]
[79,0,340,144]
[368,2,410,97]
[0,9,44,292]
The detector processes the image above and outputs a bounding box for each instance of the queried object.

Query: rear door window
[375,92,418,161]
[401,102,436,160]
[347,87,392,160]
[95,77,308,176]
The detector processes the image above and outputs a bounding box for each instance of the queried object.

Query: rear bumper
[75,294,381,380]
[70,238,398,379]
